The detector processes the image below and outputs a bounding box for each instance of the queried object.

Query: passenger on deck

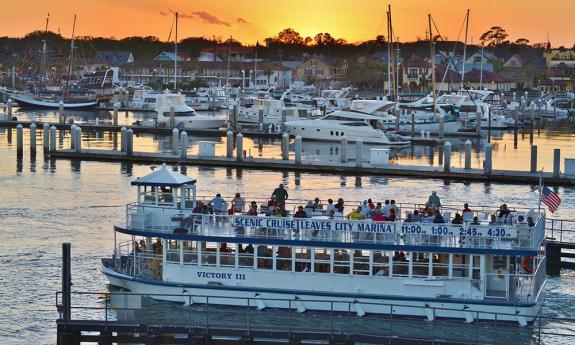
[433,210,445,223]
[368,199,375,209]
[220,243,231,252]
[153,239,162,254]
[426,191,441,209]
[267,195,279,208]
[451,213,463,224]
[192,201,208,214]
[462,203,472,215]
[393,251,406,261]
[134,241,141,253]
[312,197,323,210]
[272,184,289,211]
[382,200,392,217]
[245,244,254,254]
[497,204,511,219]
[347,207,363,220]
[327,208,336,219]
[210,193,227,214]
[371,210,385,222]
[326,199,335,213]
[373,202,383,214]
[390,200,398,213]
[139,240,147,252]
[293,206,308,218]
[527,216,535,227]
[247,204,258,216]
[232,193,246,213]
[272,206,283,218]
[489,214,498,225]
[335,198,345,213]
[471,216,480,225]
[360,201,371,217]
[386,208,397,221]
[412,210,421,221]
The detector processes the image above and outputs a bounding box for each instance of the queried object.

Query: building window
[408,68,418,78]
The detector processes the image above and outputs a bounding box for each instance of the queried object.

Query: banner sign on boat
[231,216,517,238]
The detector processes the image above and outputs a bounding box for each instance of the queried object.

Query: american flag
[541,186,561,213]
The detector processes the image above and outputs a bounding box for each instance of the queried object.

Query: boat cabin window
[166,240,180,263]
[295,247,312,272]
[333,249,350,274]
[202,242,217,266]
[238,243,254,268]
[392,251,409,277]
[257,245,273,269]
[276,246,292,271]
[452,254,469,278]
[372,251,390,276]
[341,122,369,127]
[353,250,370,275]
[412,252,430,278]
[314,248,331,273]
[219,242,235,267]
[183,241,198,264]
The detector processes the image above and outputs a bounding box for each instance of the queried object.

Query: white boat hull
[101,262,541,325]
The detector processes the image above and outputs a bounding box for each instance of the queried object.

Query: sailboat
[9,15,98,110]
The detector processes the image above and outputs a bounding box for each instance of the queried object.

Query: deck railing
[55,290,574,344]
[123,203,545,251]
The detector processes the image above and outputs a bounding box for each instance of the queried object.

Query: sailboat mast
[479,44,484,89]
[461,9,470,89]
[174,12,178,91]
[386,9,391,98]
[227,36,232,86]
[40,13,50,84]
[65,15,77,95]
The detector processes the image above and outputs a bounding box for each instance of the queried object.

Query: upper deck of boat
[116,201,545,256]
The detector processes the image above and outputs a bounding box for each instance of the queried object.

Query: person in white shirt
[382,200,392,217]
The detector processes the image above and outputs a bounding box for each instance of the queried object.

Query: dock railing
[55,290,575,345]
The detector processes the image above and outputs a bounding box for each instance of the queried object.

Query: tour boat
[100,165,546,325]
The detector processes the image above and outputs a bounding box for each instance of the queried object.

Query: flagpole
[538,170,543,213]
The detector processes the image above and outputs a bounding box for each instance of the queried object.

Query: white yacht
[101,165,547,326]
[183,90,210,111]
[285,111,410,145]
[130,88,162,110]
[151,93,226,129]
[314,89,352,114]
[237,91,319,125]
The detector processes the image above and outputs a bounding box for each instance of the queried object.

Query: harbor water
[1,109,575,344]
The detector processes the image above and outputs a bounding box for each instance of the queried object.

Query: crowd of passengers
[189,186,536,227]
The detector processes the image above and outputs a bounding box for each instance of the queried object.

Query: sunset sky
[2,0,574,47]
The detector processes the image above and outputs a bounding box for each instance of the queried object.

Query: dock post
[43,123,49,152]
[356,138,363,167]
[294,135,302,165]
[546,242,561,277]
[172,128,179,155]
[439,112,444,140]
[120,127,127,152]
[16,123,23,154]
[75,126,82,153]
[475,111,481,133]
[30,122,36,153]
[512,91,516,102]
[95,117,100,126]
[258,108,264,129]
[226,130,234,158]
[553,148,561,178]
[170,106,175,128]
[180,131,188,159]
[530,145,538,173]
[126,129,134,157]
[70,125,76,150]
[61,243,72,322]
[484,143,492,174]
[232,104,238,129]
[113,103,119,126]
[49,126,56,152]
[125,90,130,112]
[464,140,472,169]
[281,132,289,160]
[58,101,64,124]
[236,132,244,162]
[7,98,12,118]
[340,136,348,163]
[443,141,451,172]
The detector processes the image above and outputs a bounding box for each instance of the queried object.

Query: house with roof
[463,69,515,91]
[295,56,347,88]
[153,51,190,62]
[543,47,575,92]
[85,51,134,77]
[400,58,431,92]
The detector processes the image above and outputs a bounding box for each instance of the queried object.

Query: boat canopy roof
[321,110,385,121]
[131,164,196,187]
[349,100,394,114]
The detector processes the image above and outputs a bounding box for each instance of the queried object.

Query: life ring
[522,257,533,274]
